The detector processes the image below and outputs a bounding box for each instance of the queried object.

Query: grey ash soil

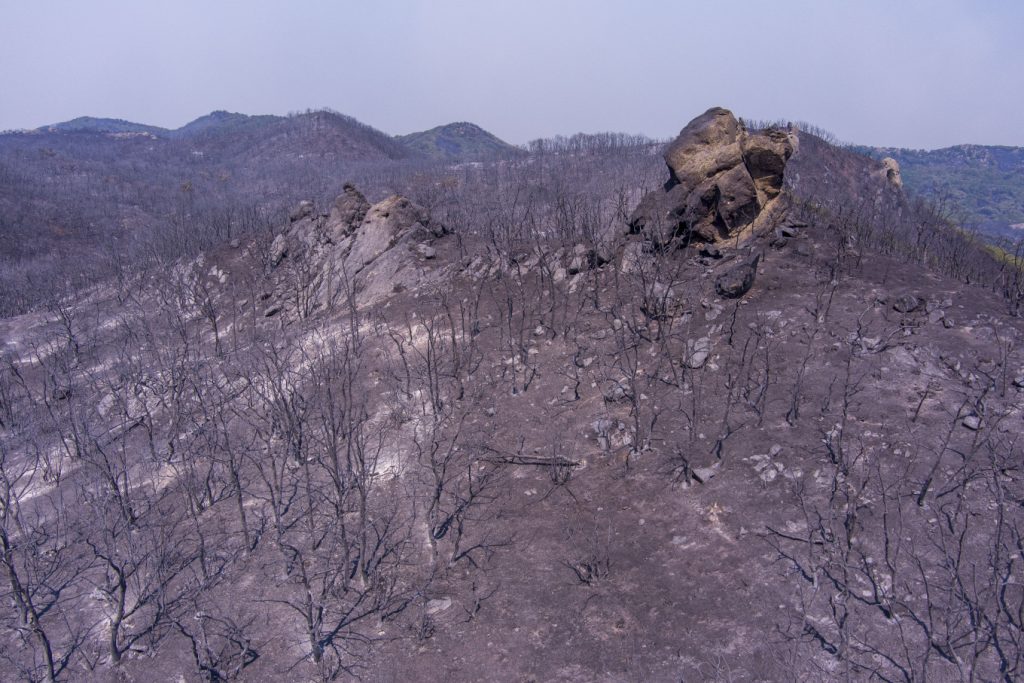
[2,201,1021,682]
[361,231,1024,681]
[2,123,1023,681]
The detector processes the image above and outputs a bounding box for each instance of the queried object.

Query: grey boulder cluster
[629,107,797,246]
[263,184,449,315]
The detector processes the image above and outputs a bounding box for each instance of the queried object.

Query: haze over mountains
[396,122,524,161]
[2,106,1023,320]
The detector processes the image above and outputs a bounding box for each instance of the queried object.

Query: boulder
[347,195,433,268]
[289,200,314,223]
[778,225,801,238]
[426,597,452,615]
[326,193,452,306]
[892,294,922,313]
[267,186,453,311]
[685,337,712,369]
[692,463,720,484]
[663,107,744,191]
[269,234,288,267]
[567,244,598,274]
[715,164,760,232]
[604,384,628,403]
[327,184,370,238]
[629,107,794,247]
[714,254,761,298]
[628,183,690,245]
[592,418,615,451]
[680,177,722,242]
[619,240,649,274]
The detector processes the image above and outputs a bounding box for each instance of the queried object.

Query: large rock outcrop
[663,107,745,191]
[630,107,797,246]
[347,195,440,268]
[881,157,903,188]
[264,187,450,314]
[326,183,370,240]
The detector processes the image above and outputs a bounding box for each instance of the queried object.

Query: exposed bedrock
[629,107,798,246]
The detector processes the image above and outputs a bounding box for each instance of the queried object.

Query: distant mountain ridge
[36,111,520,160]
[40,111,289,138]
[45,116,168,136]
[170,110,286,138]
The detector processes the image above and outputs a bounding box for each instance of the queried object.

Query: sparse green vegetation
[854,144,1024,238]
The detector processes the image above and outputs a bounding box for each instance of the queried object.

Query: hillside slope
[1,108,1022,682]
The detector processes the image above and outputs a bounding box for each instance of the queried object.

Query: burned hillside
[1,108,1024,682]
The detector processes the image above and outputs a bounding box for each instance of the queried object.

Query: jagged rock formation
[327,183,370,239]
[629,107,797,245]
[881,156,903,188]
[263,186,450,314]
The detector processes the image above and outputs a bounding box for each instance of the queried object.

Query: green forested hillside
[855,144,1024,240]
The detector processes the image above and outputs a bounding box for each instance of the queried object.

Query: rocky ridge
[260,184,452,317]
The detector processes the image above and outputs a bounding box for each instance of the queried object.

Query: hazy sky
[2,1,1022,148]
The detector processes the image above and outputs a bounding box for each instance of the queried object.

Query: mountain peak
[41,116,167,136]
[174,110,283,137]
[397,121,520,160]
